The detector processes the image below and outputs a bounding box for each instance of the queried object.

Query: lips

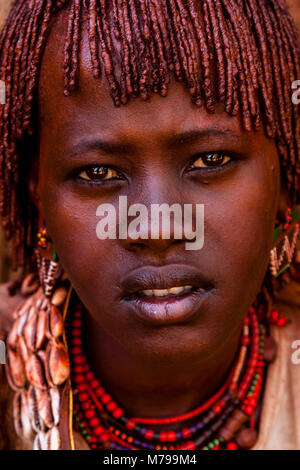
[120,265,214,325]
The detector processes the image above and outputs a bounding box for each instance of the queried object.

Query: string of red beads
[68,300,267,450]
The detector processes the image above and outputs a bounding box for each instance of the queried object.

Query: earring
[35,226,61,298]
[269,207,300,278]
[37,227,50,249]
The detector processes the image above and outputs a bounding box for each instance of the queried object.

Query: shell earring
[35,226,61,298]
[269,208,300,278]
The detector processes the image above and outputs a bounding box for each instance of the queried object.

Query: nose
[116,166,203,255]
[120,227,186,254]
[120,226,187,254]
[119,201,194,255]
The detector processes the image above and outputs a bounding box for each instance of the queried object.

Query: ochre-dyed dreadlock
[0,0,299,272]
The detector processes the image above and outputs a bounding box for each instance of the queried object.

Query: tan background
[0,0,299,282]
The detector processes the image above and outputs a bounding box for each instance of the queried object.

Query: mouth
[135,285,196,298]
[120,266,213,325]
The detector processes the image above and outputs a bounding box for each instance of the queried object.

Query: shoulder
[273,276,300,356]
[0,363,28,450]
[0,280,32,450]
[254,280,300,450]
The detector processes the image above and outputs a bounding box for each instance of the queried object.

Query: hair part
[0,0,299,271]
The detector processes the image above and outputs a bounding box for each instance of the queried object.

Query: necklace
[67,299,270,451]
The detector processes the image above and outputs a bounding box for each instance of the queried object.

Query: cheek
[39,183,116,285]
[206,151,280,295]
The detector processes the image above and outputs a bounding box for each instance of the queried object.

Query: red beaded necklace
[67,299,270,450]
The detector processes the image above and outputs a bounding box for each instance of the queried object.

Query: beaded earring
[269,207,300,278]
[35,226,61,298]
[37,227,50,250]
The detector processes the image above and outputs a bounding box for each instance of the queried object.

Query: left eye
[191,153,232,169]
[78,166,119,181]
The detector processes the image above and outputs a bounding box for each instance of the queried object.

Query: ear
[277,183,292,221]
[27,152,44,224]
[28,173,40,207]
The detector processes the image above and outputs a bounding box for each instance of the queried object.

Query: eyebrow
[65,139,132,159]
[65,128,243,159]
[169,128,242,145]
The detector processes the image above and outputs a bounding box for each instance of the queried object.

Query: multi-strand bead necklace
[67,300,272,451]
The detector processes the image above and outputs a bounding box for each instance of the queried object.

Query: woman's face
[34,13,280,366]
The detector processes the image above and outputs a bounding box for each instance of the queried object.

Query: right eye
[78,166,121,182]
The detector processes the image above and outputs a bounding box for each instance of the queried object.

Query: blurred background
[0,0,299,283]
[289,0,300,29]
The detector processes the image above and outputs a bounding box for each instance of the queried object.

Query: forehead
[38,8,260,148]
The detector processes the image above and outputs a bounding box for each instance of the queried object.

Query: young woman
[0,0,299,450]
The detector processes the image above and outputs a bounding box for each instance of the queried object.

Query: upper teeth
[139,286,193,297]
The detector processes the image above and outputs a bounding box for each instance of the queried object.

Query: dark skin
[29,11,288,421]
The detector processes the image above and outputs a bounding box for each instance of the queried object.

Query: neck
[84,313,242,420]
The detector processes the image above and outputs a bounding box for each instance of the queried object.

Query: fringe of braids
[0,0,299,273]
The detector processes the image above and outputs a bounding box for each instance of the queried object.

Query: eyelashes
[74,152,236,185]
[77,166,123,183]
[186,152,235,174]
[191,152,232,169]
